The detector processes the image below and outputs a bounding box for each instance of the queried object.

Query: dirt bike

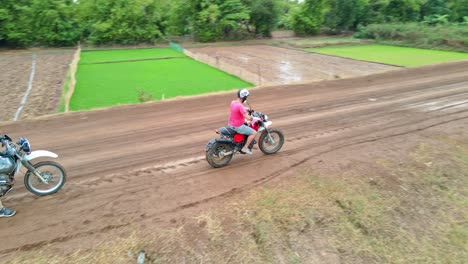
[205,107,284,168]
[0,134,66,197]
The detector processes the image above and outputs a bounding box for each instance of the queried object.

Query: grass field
[79,48,185,64]
[279,36,362,46]
[70,49,252,111]
[306,45,468,67]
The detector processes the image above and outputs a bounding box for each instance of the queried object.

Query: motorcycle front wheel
[206,143,233,168]
[24,161,66,196]
[259,129,284,155]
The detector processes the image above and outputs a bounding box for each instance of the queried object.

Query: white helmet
[237,88,250,102]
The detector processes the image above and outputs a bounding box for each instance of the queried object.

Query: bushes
[355,22,468,52]
[0,0,81,47]
[291,0,327,36]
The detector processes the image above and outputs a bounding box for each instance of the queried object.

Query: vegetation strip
[79,48,185,64]
[307,45,468,67]
[355,23,468,53]
[1,0,467,51]
[80,56,187,65]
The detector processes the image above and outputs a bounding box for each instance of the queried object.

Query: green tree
[420,0,449,18]
[166,0,192,36]
[0,2,11,44]
[0,3,9,44]
[191,0,221,42]
[219,0,250,39]
[249,0,278,37]
[384,0,424,22]
[450,0,468,21]
[29,0,81,46]
[325,0,369,32]
[291,0,327,36]
[0,0,34,46]
[276,0,299,30]
[365,0,390,24]
[78,0,164,45]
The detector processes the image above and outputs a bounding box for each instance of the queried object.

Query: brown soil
[0,61,467,259]
[187,45,397,85]
[0,49,74,122]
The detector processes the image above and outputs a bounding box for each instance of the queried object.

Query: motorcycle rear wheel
[24,161,66,196]
[259,129,284,155]
[206,143,233,168]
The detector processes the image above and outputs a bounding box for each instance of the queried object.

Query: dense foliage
[0,0,81,46]
[0,0,467,46]
[354,22,468,51]
[291,0,327,36]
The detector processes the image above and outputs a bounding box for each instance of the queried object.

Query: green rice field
[306,45,468,67]
[71,48,252,111]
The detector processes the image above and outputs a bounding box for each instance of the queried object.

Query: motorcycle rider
[0,139,16,218]
[228,88,257,154]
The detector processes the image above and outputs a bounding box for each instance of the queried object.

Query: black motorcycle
[205,109,284,168]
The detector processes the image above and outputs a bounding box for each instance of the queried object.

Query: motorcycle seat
[218,127,236,136]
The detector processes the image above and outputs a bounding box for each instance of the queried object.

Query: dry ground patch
[0,49,74,122]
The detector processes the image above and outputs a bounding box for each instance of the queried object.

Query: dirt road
[1,61,468,256]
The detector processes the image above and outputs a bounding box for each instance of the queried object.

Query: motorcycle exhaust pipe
[220,151,234,157]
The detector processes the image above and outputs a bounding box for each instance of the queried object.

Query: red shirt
[228,100,247,127]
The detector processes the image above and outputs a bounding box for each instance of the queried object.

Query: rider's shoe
[0,207,16,218]
[241,147,253,155]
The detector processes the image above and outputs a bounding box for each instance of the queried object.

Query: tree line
[0,0,467,47]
